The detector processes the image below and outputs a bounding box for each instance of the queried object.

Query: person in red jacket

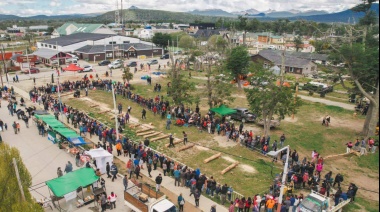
[107,191,117,209]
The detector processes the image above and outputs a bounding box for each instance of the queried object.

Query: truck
[124,182,176,212]
[297,191,351,212]
[230,108,257,123]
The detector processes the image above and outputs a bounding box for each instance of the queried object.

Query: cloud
[0,0,363,16]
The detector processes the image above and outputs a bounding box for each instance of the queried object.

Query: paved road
[298,94,355,111]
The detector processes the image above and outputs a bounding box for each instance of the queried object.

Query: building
[270,35,284,44]
[51,22,116,38]
[6,25,27,34]
[284,44,316,53]
[75,43,163,61]
[32,48,73,65]
[37,33,148,53]
[28,25,49,32]
[251,49,318,75]
[189,23,216,30]
[285,51,328,64]
[192,29,220,39]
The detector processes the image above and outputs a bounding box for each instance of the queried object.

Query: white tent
[85,148,113,174]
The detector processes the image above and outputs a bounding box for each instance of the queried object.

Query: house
[251,49,318,75]
[32,48,72,65]
[37,33,146,53]
[7,25,27,34]
[75,43,163,61]
[285,51,328,64]
[137,29,154,39]
[191,29,220,39]
[189,23,216,30]
[51,22,116,38]
[285,44,315,53]
[270,35,284,44]
[257,33,270,43]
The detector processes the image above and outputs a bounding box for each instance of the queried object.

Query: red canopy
[63,64,84,72]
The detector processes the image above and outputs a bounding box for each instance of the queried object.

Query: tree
[169,23,174,29]
[207,35,228,54]
[225,46,250,89]
[122,67,133,83]
[167,55,195,105]
[178,35,195,50]
[245,63,302,137]
[152,33,171,49]
[0,143,43,211]
[293,35,303,52]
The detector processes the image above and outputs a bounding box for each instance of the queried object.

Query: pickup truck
[297,191,351,212]
[230,108,257,122]
[124,182,176,212]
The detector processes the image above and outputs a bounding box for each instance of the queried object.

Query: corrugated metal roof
[56,22,104,35]
[32,48,62,59]
[76,43,161,54]
[258,49,312,68]
[40,33,113,47]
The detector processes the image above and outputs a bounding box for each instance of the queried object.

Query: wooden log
[136,131,155,136]
[98,110,111,114]
[136,128,151,133]
[144,132,161,139]
[177,143,195,152]
[203,153,222,164]
[165,139,184,148]
[151,134,170,142]
[220,162,239,175]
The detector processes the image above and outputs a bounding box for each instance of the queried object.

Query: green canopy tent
[210,105,237,116]
[34,114,56,120]
[46,168,99,197]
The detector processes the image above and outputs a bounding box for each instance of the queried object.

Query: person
[147,163,152,177]
[12,121,17,134]
[100,192,107,212]
[142,108,146,119]
[106,162,111,178]
[135,165,142,179]
[333,173,344,188]
[194,189,200,207]
[75,152,81,167]
[110,162,118,181]
[229,201,235,212]
[280,134,286,147]
[266,196,275,212]
[346,141,353,153]
[155,174,163,192]
[174,168,181,186]
[360,138,367,155]
[64,161,73,173]
[22,115,29,128]
[123,175,129,191]
[57,167,63,177]
[95,169,102,177]
[85,87,88,96]
[210,205,216,212]
[178,193,185,212]
[166,118,172,130]
[168,134,175,148]
[183,131,188,145]
[220,184,228,205]
[107,191,117,209]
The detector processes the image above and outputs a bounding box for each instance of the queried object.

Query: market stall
[210,105,237,116]
[84,148,113,174]
[45,168,99,211]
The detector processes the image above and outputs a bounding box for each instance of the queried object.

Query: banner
[48,131,56,144]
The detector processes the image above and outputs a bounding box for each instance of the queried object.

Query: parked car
[98,60,111,66]
[79,65,93,73]
[108,62,122,69]
[23,68,40,74]
[147,59,158,65]
[126,61,137,67]
[160,54,169,59]
[66,58,77,64]
[230,108,257,122]
[174,50,182,55]
[113,59,123,63]
[67,53,79,60]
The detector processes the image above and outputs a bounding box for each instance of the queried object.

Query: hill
[189,9,236,17]
[98,9,226,23]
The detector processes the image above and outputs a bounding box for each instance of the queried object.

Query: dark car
[127,61,137,67]
[160,54,169,59]
[98,60,111,66]
[23,68,40,74]
[230,108,257,122]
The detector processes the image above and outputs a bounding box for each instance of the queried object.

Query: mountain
[188,9,235,17]
[0,14,20,21]
[232,8,261,16]
[129,6,139,10]
[265,10,328,18]
[290,3,379,22]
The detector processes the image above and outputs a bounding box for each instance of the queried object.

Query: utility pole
[111,83,119,141]
[280,33,286,85]
[0,44,7,86]
[13,158,26,201]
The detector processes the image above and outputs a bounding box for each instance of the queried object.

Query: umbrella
[63,64,84,72]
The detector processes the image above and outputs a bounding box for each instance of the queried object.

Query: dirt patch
[283,116,298,123]
[213,136,238,147]
[196,145,210,151]
[222,156,257,174]
[327,157,379,201]
[318,116,363,132]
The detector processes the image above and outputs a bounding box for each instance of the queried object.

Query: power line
[32,150,64,179]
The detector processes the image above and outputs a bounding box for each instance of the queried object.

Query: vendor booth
[210,105,237,116]
[45,168,99,210]
[85,148,113,174]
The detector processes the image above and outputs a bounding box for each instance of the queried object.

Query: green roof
[46,168,99,197]
[210,105,236,116]
[56,22,104,36]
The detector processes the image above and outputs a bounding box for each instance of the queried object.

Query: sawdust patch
[222,156,257,174]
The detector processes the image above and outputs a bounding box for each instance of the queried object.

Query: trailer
[124,182,176,212]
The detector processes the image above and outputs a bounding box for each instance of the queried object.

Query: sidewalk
[12,85,228,212]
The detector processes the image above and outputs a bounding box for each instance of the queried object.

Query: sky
[0,0,363,17]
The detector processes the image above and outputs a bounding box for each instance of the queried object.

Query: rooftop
[257,49,313,68]
[75,43,160,54]
[40,33,114,47]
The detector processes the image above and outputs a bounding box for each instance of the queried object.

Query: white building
[37,33,150,53]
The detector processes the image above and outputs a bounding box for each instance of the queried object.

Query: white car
[80,65,93,73]
[108,62,122,69]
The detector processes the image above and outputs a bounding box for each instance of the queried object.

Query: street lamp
[267,145,290,212]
